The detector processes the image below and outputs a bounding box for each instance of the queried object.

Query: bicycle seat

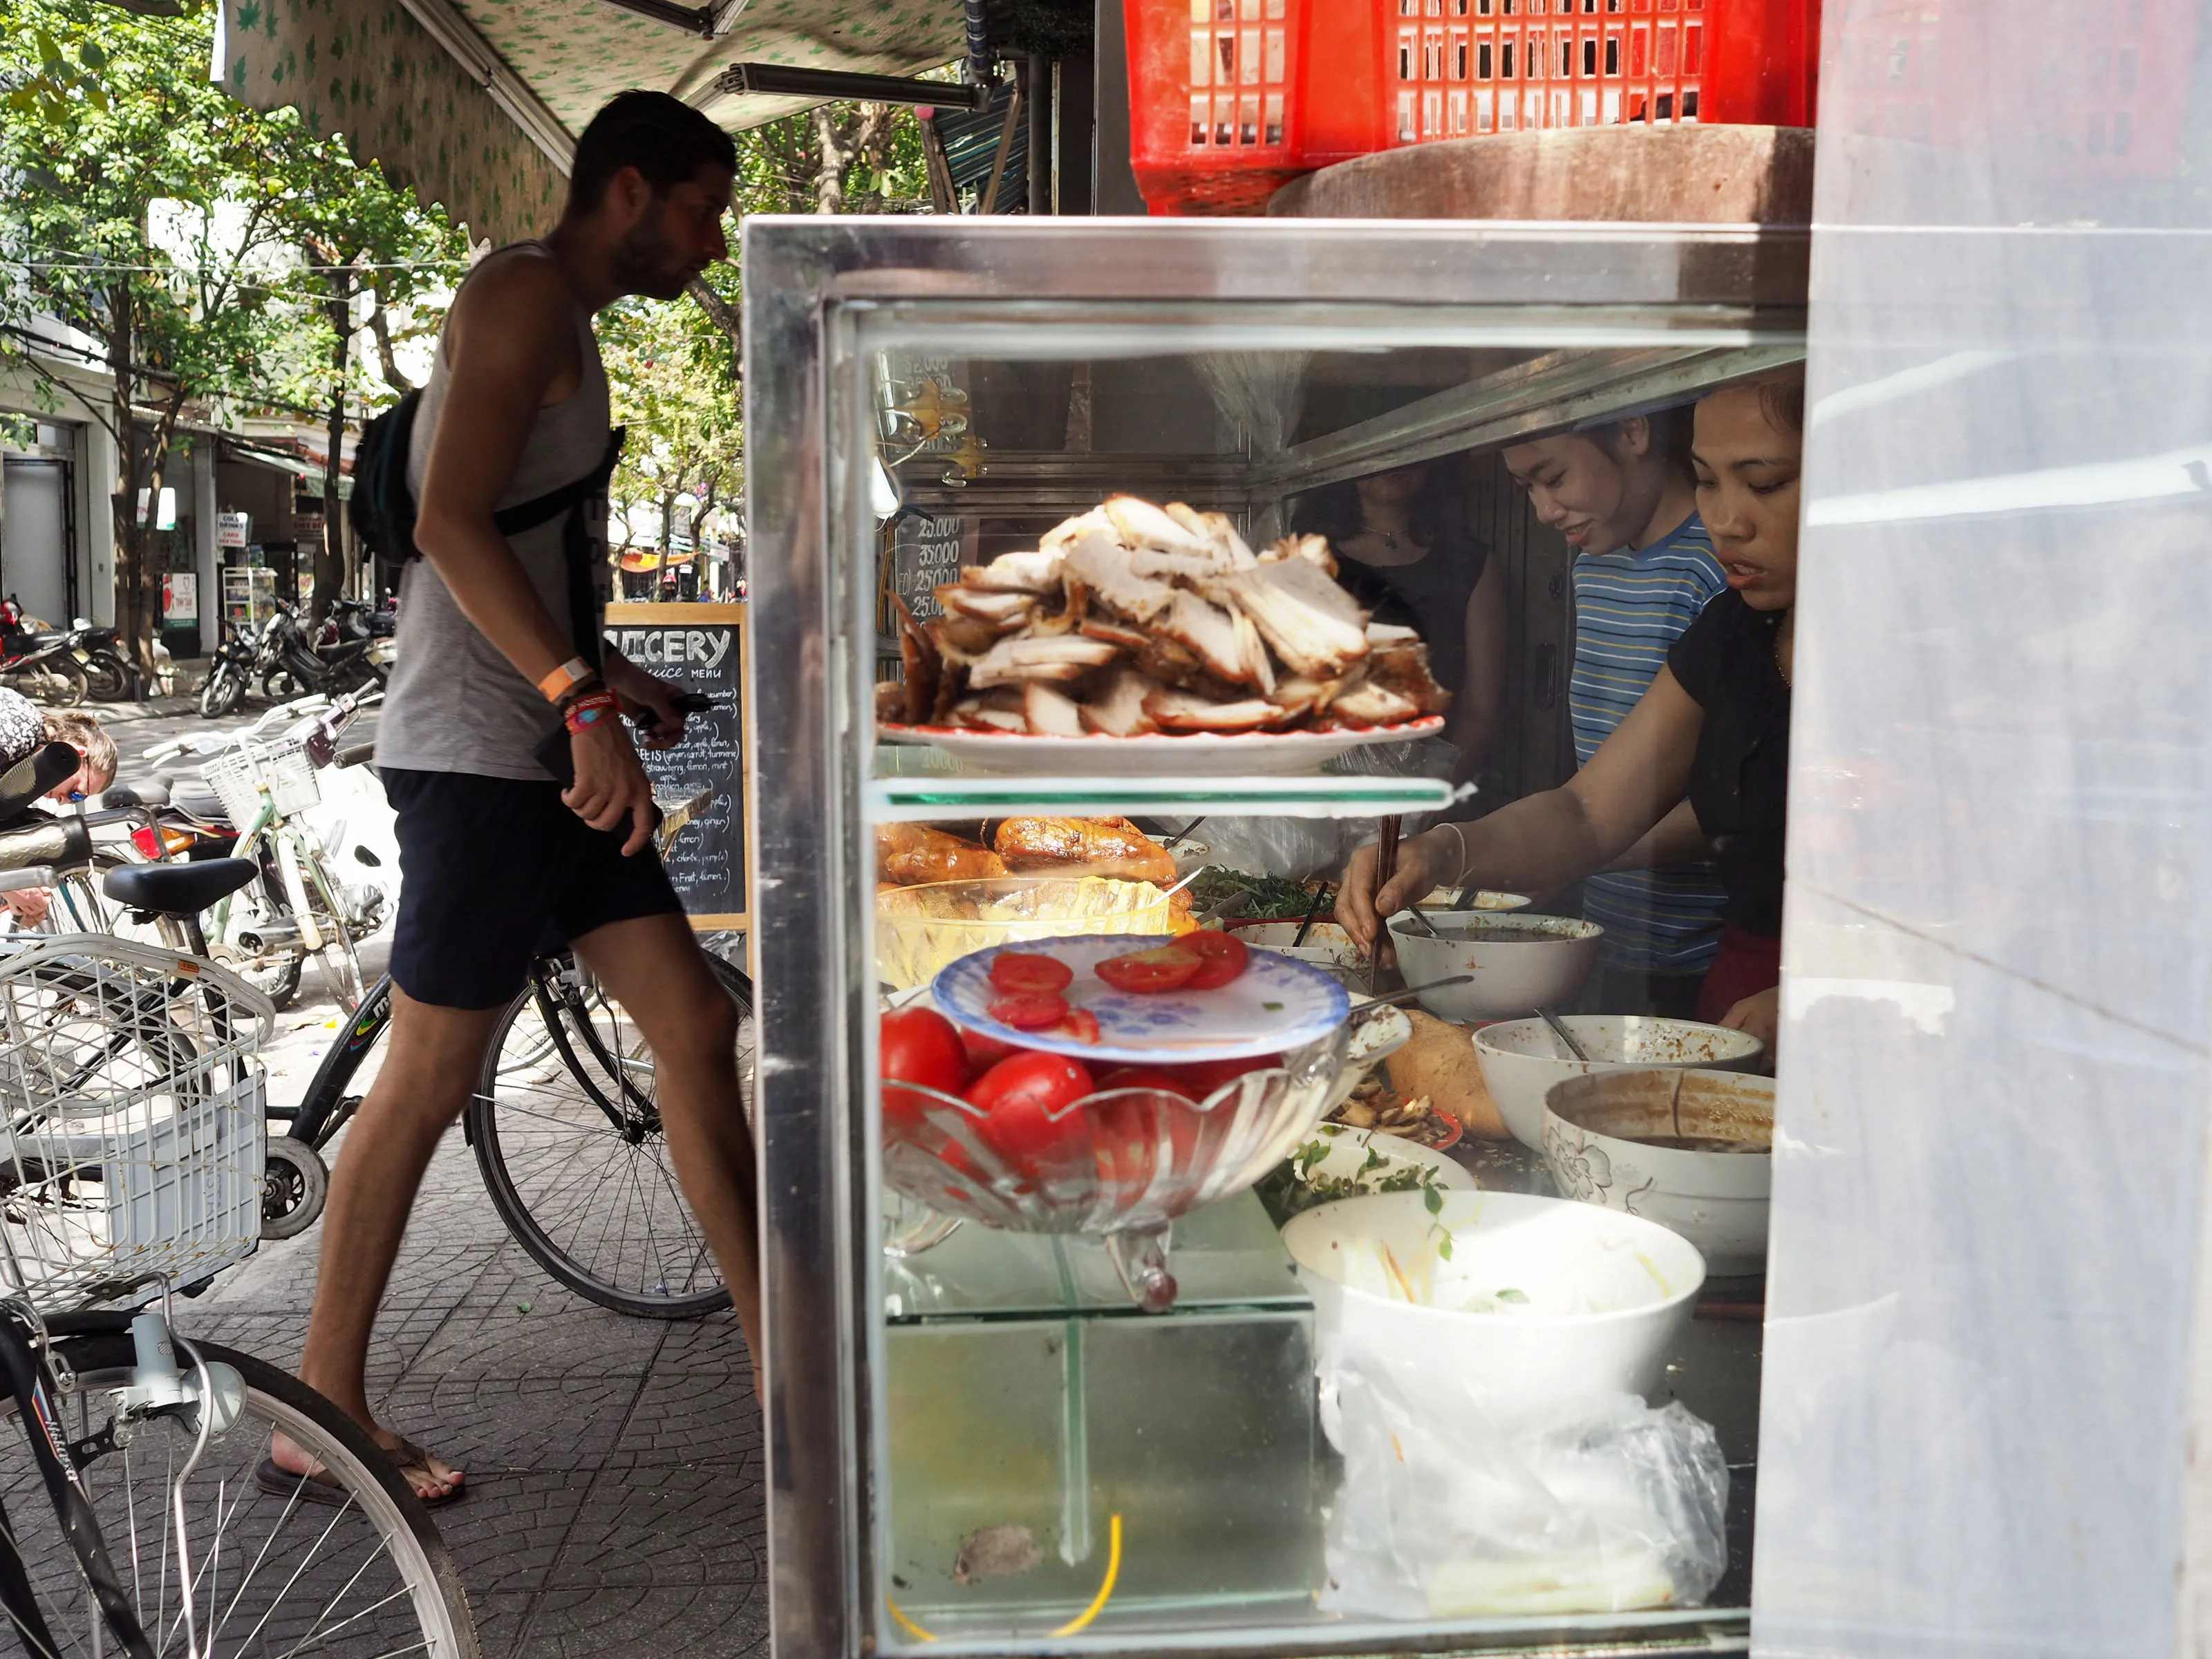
[102,858,258,917]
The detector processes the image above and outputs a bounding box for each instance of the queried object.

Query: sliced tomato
[959,1027,1020,1080]
[1094,944,1201,995]
[1178,929,1250,991]
[991,951,1074,994]
[988,990,1071,1030]
[1053,1007,1103,1045]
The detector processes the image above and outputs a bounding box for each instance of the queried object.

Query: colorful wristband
[538,657,594,704]
[562,689,620,733]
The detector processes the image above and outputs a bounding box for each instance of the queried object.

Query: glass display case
[743,218,1806,1658]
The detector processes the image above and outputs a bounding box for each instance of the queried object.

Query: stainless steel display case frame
[742,218,1809,1659]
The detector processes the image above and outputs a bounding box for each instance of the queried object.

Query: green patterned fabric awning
[217,0,962,244]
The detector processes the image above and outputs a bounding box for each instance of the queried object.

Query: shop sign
[163,572,198,626]
[217,512,251,549]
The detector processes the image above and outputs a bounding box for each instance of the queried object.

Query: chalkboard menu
[888,512,969,622]
[602,602,747,930]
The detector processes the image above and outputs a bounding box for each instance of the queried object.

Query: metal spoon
[1537,1006,1592,1062]
[1349,975,1474,1017]
[1397,906,1443,939]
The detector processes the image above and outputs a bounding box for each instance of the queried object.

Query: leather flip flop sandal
[256,1438,466,1510]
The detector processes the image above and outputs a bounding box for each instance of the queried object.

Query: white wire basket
[202,734,321,827]
[0,937,274,1311]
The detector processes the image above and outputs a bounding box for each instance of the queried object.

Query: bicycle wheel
[466,952,753,1318]
[0,1334,478,1657]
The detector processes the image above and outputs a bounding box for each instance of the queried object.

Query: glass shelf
[868,774,1453,820]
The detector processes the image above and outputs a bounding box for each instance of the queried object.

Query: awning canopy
[217,0,963,245]
[218,441,355,500]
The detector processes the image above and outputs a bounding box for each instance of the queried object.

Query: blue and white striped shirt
[1570,513,1731,975]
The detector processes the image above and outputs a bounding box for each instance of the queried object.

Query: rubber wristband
[554,674,606,710]
[563,690,619,733]
[538,657,593,704]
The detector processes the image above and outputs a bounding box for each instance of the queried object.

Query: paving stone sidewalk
[84,685,769,1654]
[187,1099,767,1656]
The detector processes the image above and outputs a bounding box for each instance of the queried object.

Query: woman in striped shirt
[1501,409,1730,1017]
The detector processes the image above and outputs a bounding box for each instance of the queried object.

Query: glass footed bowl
[875,876,1179,991]
[881,1006,1412,1311]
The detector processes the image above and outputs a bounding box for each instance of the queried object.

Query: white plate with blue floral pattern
[932,934,1351,1064]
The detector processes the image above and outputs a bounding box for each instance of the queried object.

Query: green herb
[1496,1288,1528,1304]
[1263,1001,1284,1012]
[1422,1184,1443,1216]
[1185,868,1329,922]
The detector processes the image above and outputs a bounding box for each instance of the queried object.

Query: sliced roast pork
[1141,688,1286,733]
[1212,558,1369,679]
[961,549,1065,594]
[1078,619,1153,652]
[1022,682,1088,737]
[953,689,1028,732]
[968,635,1123,688]
[935,585,1038,628]
[1159,591,1259,688]
[891,597,939,724]
[1104,494,1216,558]
[1365,632,1452,717]
[1064,532,1177,624]
[1328,680,1423,728]
[1078,666,1159,737]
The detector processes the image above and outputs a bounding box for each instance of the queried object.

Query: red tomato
[959,1027,1019,1080]
[991,951,1074,994]
[1054,1008,1103,1045]
[988,990,1069,1030]
[1094,1065,1199,1101]
[966,1052,1096,1174]
[1177,929,1250,991]
[880,1008,966,1138]
[1095,944,1201,995]
[1090,1096,1159,1190]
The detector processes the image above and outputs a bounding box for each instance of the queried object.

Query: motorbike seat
[102,858,257,917]
[0,744,82,821]
[103,778,169,809]
[153,772,230,823]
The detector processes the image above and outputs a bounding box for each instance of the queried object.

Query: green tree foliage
[1,0,463,656]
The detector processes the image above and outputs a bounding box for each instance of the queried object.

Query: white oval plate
[879,718,1445,778]
[933,933,1351,1062]
[1292,1121,1478,1194]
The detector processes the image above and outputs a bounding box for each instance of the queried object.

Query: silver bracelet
[1445,820,1471,888]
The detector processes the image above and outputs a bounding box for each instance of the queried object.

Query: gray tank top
[376,241,612,781]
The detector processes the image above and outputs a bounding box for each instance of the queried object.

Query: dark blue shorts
[383,767,682,1009]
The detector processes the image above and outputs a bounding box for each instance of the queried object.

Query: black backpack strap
[491,427,626,538]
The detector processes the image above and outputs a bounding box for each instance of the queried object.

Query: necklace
[1772,618,1793,689]
[1357,521,1403,552]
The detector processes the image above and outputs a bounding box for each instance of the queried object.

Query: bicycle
[137,694,388,1011]
[0,772,477,1653]
[258,786,753,1319]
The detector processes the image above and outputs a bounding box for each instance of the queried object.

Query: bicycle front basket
[203,734,321,828]
[0,937,274,1310]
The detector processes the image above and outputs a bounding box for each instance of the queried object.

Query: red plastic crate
[1127,0,1819,214]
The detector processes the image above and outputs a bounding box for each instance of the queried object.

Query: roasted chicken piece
[994,817,1178,884]
[878,823,1008,885]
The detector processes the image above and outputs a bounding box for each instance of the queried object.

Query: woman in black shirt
[1294,462,1507,774]
[1339,373,1803,1051]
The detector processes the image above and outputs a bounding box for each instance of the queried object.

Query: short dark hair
[1756,373,1806,435]
[566,91,736,218]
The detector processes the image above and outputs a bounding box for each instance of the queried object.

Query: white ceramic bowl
[1282,1190,1703,1429]
[1473,1014,1765,1150]
[1416,887,1532,913]
[1385,911,1603,1023]
[1541,1069,1774,1275]
[1235,919,1360,966]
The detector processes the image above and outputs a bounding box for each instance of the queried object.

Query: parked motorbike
[198,612,266,719]
[260,601,386,700]
[68,620,138,702]
[0,598,88,706]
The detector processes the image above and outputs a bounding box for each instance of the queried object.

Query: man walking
[266,91,759,1504]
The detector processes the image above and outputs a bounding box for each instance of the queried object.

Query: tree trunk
[313,268,353,621]
[104,277,158,675]
[368,299,413,395]
[812,106,850,214]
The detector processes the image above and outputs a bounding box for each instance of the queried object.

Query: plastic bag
[1192,816,1351,881]
[1316,1327,1729,1620]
